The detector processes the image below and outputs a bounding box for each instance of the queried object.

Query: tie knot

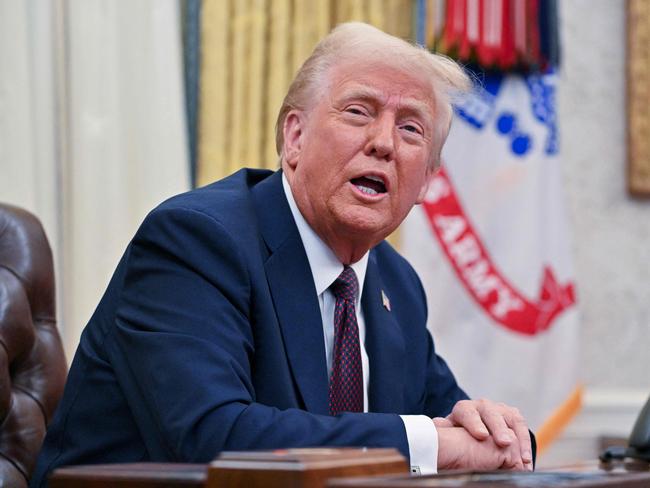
[330,266,359,301]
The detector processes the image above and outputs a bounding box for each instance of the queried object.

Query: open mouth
[350,175,387,196]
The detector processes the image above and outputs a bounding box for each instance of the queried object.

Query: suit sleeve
[107,206,409,462]
[421,329,469,416]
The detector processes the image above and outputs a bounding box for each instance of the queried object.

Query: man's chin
[334,214,396,246]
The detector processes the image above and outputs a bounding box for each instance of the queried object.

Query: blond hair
[275,22,471,168]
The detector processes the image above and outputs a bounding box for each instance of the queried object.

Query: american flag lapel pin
[381,290,391,311]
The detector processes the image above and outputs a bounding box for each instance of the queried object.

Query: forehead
[324,59,437,115]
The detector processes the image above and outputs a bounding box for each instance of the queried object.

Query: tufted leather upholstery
[0,204,67,487]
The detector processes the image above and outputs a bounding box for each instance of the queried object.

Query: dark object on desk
[328,470,650,487]
[0,204,67,487]
[48,463,207,488]
[600,394,650,463]
[209,447,408,488]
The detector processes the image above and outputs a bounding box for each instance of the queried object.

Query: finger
[504,457,525,471]
[506,452,526,472]
[511,422,532,464]
[449,401,490,440]
[477,405,514,446]
[499,443,525,471]
[506,410,533,464]
[433,417,454,428]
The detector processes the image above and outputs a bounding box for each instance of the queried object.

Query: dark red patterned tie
[328,266,363,416]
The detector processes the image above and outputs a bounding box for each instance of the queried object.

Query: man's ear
[283,110,304,169]
[415,165,440,204]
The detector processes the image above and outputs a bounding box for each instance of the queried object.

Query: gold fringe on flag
[536,385,584,454]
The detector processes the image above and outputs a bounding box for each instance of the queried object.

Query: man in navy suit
[32,22,533,486]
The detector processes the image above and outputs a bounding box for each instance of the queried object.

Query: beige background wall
[542,0,650,465]
[559,0,649,390]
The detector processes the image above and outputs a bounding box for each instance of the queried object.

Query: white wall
[559,0,650,391]
[541,0,650,465]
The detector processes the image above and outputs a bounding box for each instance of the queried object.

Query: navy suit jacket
[31,169,467,486]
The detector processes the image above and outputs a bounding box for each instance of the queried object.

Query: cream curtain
[0,0,190,358]
[0,0,61,291]
[1,0,67,356]
[197,0,413,185]
[60,0,190,359]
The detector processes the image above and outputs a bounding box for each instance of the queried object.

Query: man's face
[283,59,440,257]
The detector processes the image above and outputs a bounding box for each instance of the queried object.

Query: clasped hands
[435,399,533,472]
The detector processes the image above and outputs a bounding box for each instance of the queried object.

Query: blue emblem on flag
[527,73,559,155]
[455,74,503,130]
[496,112,532,156]
[454,72,557,158]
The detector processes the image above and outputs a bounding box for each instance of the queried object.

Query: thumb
[433,417,454,428]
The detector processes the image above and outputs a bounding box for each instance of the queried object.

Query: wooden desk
[49,453,650,487]
[49,448,408,488]
[328,459,650,487]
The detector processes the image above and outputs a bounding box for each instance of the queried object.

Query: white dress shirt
[282,174,438,474]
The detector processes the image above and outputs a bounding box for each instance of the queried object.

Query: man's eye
[402,124,422,135]
[345,106,366,116]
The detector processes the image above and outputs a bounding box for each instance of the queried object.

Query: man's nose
[364,114,395,161]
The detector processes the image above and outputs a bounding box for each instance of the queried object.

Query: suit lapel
[363,253,406,413]
[252,172,329,415]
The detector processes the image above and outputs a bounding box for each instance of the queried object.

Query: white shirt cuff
[399,415,438,475]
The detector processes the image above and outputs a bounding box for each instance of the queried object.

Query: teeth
[365,175,384,184]
[357,185,378,195]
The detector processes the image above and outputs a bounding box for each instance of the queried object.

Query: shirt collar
[282,173,368,300]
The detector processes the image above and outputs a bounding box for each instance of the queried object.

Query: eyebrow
[337,85,434,123]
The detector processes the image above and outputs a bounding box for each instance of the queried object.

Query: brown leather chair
[0,203,67,487]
